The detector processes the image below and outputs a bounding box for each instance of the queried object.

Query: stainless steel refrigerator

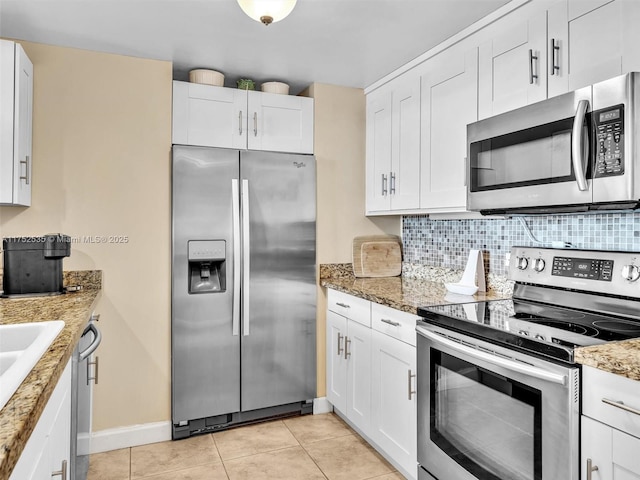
[171,145,316,439]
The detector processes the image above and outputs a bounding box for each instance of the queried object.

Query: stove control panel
[509,247,640,299]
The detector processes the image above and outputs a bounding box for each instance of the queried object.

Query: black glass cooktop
[417,299,640,363]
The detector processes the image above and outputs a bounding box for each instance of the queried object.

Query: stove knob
[533,258,546,272]
[535,334,545,341]
[621,264,640,282]
[516,256,529,270]
[518,330,529,336]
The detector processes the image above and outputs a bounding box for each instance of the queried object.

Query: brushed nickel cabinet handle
[336,302,350,309]
[253,112,257,137]
[381,318,400,327]
[550,38,560,75]
[602,398,640,416]
[586,458,598,480]
[88,356,99,385]
[20,155,30,184]
[408,369,416,400]
[52,459,67,479]
[529,49,538,84]
[381,173,388,196]
[337,332,344,356]
[239,111,243,135]
[344,336,351,360]
[390,172,396,194]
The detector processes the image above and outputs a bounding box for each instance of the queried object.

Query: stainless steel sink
[0,321,65,411]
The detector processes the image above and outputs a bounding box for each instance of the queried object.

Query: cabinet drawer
[327,289,371,327]
[582,365,640,439]
[371,302,420,347]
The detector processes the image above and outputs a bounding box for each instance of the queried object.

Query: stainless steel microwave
[467,72,640,215]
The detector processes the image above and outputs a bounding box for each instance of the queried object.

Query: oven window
[430,350,542,480]
[469,116,583,192]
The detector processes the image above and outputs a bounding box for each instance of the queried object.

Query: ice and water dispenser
[188,240,226,294]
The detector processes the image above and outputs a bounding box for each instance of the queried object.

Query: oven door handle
[417,327,567,386]
[571,99,590,192]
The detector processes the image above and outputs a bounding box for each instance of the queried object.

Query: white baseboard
[90,421,172,454]
[313,397,333,414]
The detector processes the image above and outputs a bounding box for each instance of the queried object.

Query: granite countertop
[0,271,102,480]
[319,263,509,315]
[575,340,640,381]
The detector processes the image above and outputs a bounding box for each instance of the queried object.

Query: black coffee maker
[2,234,71,297]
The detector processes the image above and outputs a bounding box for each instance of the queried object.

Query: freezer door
[172,145,240,423]
[240,151,316,411]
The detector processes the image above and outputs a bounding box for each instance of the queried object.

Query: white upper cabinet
[366,74,420,214]
[420,48,478,212]
[0,40,33,206]
[478,10,548,119]
[247,90,314,154]
[172,81,314,154]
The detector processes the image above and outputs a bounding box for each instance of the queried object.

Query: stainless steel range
[416,246,640,480]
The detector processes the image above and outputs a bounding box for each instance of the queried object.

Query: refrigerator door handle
[232,179,241,336]
[242,179,251,336]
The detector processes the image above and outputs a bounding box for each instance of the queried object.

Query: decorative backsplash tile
[403,212,640,277]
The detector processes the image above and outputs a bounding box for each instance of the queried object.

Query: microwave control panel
[594,104,624,178]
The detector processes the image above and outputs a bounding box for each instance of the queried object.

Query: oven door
[416,324,579,480]
[467,86,593,214]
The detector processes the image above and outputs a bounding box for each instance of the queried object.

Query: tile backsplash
[403,212,640,277]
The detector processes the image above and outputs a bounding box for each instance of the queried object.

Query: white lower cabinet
[581,365,640,480]
[10,360,71,480]
[326,289,419,480]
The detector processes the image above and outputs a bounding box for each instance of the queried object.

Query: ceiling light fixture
[237,0,297,26]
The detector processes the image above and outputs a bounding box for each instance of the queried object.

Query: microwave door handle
[572,99,590,191]
[417,327,567,386]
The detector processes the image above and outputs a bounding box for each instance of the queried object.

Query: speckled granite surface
[319,263,509,314]
[0,271,102,480]
[575,339,640,381]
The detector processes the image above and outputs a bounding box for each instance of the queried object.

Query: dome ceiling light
[237,0,298,26]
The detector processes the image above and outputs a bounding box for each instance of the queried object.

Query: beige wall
[0,41,172,430]
[306,83,400,397]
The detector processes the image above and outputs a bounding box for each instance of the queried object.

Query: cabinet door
[478,10,547,119]
[247,91,314,154]
[13,43,32,206]
[326,311,348,413]
[172,81,247,149]
[560,0,622,94]
[611,428,640,479]
[420,48,478,211]
[390,75,420,211]
[366,88,392,213]
[49,379,71,480]
[346,320,372,437]
[581,416,612,480]
[371,330,417,479]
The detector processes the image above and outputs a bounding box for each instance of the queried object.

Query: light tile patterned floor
[87,413,406,480]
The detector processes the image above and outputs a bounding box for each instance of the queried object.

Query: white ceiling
[0,0,511,94]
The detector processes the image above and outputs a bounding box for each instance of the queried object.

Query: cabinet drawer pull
[602,397,640,416]
[380,318,400,327]
[52,459,67,480]
[336,302,350,309]
[408,369,416,400]
[88,356,99,385]
[344,336,351,360]
[337,332,344,356]
[586,458,598,480]
[381,173,388,196]
[529,49,538,84]
[550,38,560,75]
[239,110,243,135]
[390,172,396,194]
[253,112,258,137]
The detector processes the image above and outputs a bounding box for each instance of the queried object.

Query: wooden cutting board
[352,235,402,278]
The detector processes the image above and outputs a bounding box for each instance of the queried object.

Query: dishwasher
[71,314,101,480]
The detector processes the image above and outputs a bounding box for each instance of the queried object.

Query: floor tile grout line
[211,432,232,479]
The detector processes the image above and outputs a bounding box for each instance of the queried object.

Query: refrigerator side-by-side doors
[239,151,317,411]
[172,145,241,424]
